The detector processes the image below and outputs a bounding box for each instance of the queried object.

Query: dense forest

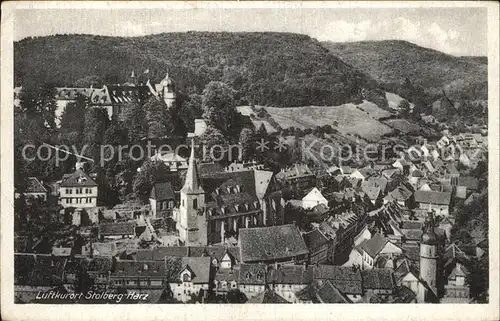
[14,32,387,107]
[323,40,488,105]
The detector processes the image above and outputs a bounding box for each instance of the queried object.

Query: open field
[382,119,422,133]
[264,101,394,141]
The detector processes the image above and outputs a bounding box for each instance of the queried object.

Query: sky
[14,6,488,56]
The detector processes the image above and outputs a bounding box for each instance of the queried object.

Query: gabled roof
[98,222,136,236]
[247,289,289,303]
[364,177,388,192]
[113,260,165,278]
[362,185,381,201]
[303,229,329,250]
[359,233,388,258]
[238,263,267,285]
[457,176,479,190]
[393,285,417,303]
[60,169,98,187]
[414,190,452,205]
[361,268,394,290]
[150,182,175,200]
[268,265,314,285]
[26,177,48,193]
[315,280,350,303]
[239,224,308,262]
[313,265,363,295]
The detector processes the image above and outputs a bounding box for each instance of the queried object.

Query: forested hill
[14,32,386,107]
[322,40,488,104]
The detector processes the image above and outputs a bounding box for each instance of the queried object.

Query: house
[301,187,328,210]
[149,182,176,218]
[303,228,335,264]
[238,224,309,264]
[177,143,285,245]
[238,264,267,299]
[268,264,314,303]
[394,258,420,297]
[361,268,395,297]
[14,253,68,303]
[59,169,98,208]
[313,265,364,302]
[414,191,452,216]
[383,185,413,207]
[246,289,289,303]
[187,119,208,138]
[456,176,479,195]
[276,164,316,190]
[464,192,481,206]
[90,84,152,120]
[361,185,381,205]
[165,256,212,302]
[359,234,403,269]
[150,151,188,172]
[349,169,366,181]
[442,244,471,303]
[312,280,351,303]
[363,177,388,194]
[24,177,48,201]
[110,260,166,290]
[213,266,239,295]
[98,222,136,240]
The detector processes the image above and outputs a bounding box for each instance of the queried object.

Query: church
[175,142,285,246]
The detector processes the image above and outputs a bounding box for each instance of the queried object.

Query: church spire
[181,140,204,194]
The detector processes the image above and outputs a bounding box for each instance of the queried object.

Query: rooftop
[239,225,309,262]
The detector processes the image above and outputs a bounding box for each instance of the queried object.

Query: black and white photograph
[1,1,499,320]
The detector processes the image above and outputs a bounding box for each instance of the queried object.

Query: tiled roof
[63,256,89,275]
[247,289,289,303]
[362,185,381,201]
[98,222,136,236]
[268,265,314,285]
[303,229,329,250]
[238,264,267,285]
[315,280,350,303]
[87,256,114,273]
[414,190,451,205]
[172,257,211,284]
[113,260,165,278]
[364,177,388,192]
[60,169,98,187]
[239,225,309,262]
[26,177,48,193]
[359,233,388,258]
[214,267,239,282]
[55,87,93,100]
[313,265,363,295]
[150,182,175,200]
[457,177,479,190]
[393,286,417,303]
[361,268,394,290]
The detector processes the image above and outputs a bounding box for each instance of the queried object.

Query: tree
[122,101,147,143]
[201,81,237,134]
[239,127,255,160]
[82,108,110,165]
[36,83,58,131]
[73,75,103,87]
[103,120,128,146]
[399,99,411,118]
[179,93,203,132]
[199,126,229,161]
[144,98,169,139]
[60,95,87,146]
[132,160,170,202]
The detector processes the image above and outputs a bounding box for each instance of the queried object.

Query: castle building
[176,141,285,246]
[418,211,439,303]
[147,73,176,108]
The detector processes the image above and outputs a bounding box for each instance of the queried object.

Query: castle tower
[159,73,176,108]
[178,140,206,245]
[418,211,439,302]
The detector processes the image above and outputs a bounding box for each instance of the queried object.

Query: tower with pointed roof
[178,141,207,245]
[418,210,439,302]
[159,73,176,108]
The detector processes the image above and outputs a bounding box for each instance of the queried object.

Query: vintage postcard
[1,1,499,320]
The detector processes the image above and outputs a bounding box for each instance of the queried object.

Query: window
[193,199,198,209]
[182,199,185,207]
[169,201,174,208]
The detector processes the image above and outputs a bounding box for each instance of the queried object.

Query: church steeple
[181,140,204,194]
